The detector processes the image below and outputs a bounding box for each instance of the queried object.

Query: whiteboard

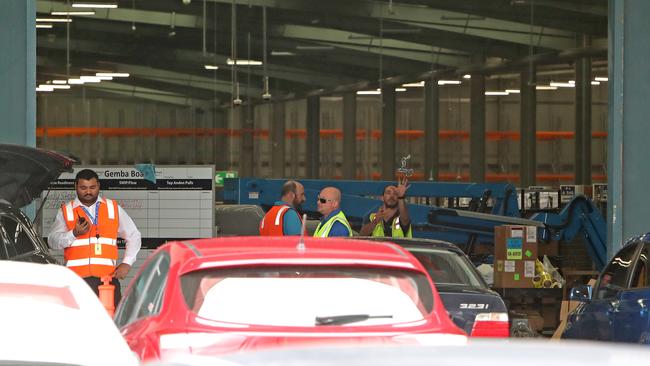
[42,165,215,247]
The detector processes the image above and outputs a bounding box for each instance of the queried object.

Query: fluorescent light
[569,80,575,84]
[37,85,55,91]
[51,11,95,15]
[595,77,608,82]
[36,24,53,29]
[591,81,601,85]
[395,88,407,92]
[463,74,471,79]
[95,76,113,80]
[485,91,509,96]
[72,3,118,8]
[438,80,462,85]
[536,85,558,90]
[227,58,262,66]
[52,80,68,84]
[80,76,102,83]
[68,79,85,84]
[50,85,71,89]
[96,72,129,77]
[203,65,219,70]
[402,81,424,87]
[357,90,381,95]
[549,82,575,88]
[270,51,296,56]
[36,18,73,22]
[505,89,520,94]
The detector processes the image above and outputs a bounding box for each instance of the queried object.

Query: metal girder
[82,81,212,108]
[533,0,607,16]
[272,24,469,66]
[207,0,575,50]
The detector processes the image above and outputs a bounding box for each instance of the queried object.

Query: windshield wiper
[315,314,393,326]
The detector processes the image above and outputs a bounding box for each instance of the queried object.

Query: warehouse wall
[37,79,608,186]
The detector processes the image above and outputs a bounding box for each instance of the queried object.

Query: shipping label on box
[524,260,535,277]
[510,227,524,238]
[504,260,515,272]
[506,237,523,259]
[526,226,537,243]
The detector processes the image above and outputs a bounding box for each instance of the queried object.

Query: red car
[114,237,466,362]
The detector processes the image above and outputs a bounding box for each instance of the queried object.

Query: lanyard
[81,201,101,226]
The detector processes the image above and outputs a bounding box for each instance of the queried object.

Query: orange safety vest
[259,204,304,236]
[62,198,120,278]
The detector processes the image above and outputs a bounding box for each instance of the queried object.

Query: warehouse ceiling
[36,0,608,107]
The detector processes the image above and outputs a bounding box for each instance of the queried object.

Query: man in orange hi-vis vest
[48,169,141,307]
[259,180,306,236]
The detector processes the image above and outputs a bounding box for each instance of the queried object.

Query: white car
[0,261,139,366]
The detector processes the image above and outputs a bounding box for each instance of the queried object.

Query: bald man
[313,186,353,237]
[259,180,306,236]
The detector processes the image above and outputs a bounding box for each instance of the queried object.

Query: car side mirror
[569,284,592,302]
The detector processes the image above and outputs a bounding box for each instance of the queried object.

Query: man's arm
[282,209,303,235]
[359,209,381,236]
[396,177,411,227]
[47,209,76,250]
[116,205,142,266]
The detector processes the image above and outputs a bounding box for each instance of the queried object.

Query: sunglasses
[318,197,333,204]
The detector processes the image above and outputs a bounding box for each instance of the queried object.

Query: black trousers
[83,276,122,308]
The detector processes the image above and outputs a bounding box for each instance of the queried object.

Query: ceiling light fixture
[357,90,381,95]
[79,76,102,83]
[72,3,118,8]
[50,85,72,89]
[68,79,85,84]
[36,24,53,29]
[96,72,130,77]
[594,77,608,82]
[549,82,575,88]
[438,80,462,85]
[52,80,68,84]
[505,89,521,94]
[51,11,95,15]
[227,58,262,66]
[402,81,424,87]
[36,18,73,22]
[463,74,471,79]
[485,91,509,96]
[36,85,55,91]
[536,85,558,90]
[591,81,601,85]
[395,87,407,92]
[203,65,219,70]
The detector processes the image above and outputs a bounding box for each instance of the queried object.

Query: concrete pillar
[381,86,396,180]
[575,35,592,185]
[520,67,537,187]
[0,0,35,146]
[424,78,440,181]
[342,93,357,180]
[608,0,650,258]
[470,73,486,182]
[271,102,286,178]
[305,96,320,179]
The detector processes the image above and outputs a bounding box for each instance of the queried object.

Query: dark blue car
[563,234,650,343]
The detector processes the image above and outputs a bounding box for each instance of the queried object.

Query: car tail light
[470,312,509,338]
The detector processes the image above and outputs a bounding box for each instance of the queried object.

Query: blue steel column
[342,93,357,180]
[381,86,397,180]
[306,96,320,179]
[0,0,36,146]
[424,78,440,181]
[608,0,650,258]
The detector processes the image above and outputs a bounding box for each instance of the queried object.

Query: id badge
[94,243,102,255]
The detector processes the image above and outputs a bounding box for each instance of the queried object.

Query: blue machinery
[223,178,607,270]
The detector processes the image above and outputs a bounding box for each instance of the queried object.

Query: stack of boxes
[494,225,539,288]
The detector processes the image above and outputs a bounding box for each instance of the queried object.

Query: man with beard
[48,169,141,307]
[259,180,306,236]
[359,176,412,237]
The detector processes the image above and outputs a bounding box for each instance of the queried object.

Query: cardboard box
[494,225,538,288]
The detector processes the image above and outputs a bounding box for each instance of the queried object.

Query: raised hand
[395,176,410,198]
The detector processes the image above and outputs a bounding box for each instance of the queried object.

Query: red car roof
[165,237,424,275]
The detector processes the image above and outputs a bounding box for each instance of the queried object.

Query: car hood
[0,144,75,207]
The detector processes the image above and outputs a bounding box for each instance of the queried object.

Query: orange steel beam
[37,127,608,141]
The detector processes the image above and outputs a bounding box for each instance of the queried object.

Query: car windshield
[181,266,433,327]
[408,248,484,288]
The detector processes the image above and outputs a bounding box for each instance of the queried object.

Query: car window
[410,249,484,287]
[181,267,434,327]
[114,251,170,327]
[0,216,36,258]
[596,242,639,299]
[630,243,650,289]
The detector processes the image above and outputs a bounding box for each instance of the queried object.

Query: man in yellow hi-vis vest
[360,176,412,237]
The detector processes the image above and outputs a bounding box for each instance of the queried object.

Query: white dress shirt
[47,196,142,266]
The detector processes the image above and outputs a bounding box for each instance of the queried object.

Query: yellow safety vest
[314,211,353,237]
[369,213,412,238]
